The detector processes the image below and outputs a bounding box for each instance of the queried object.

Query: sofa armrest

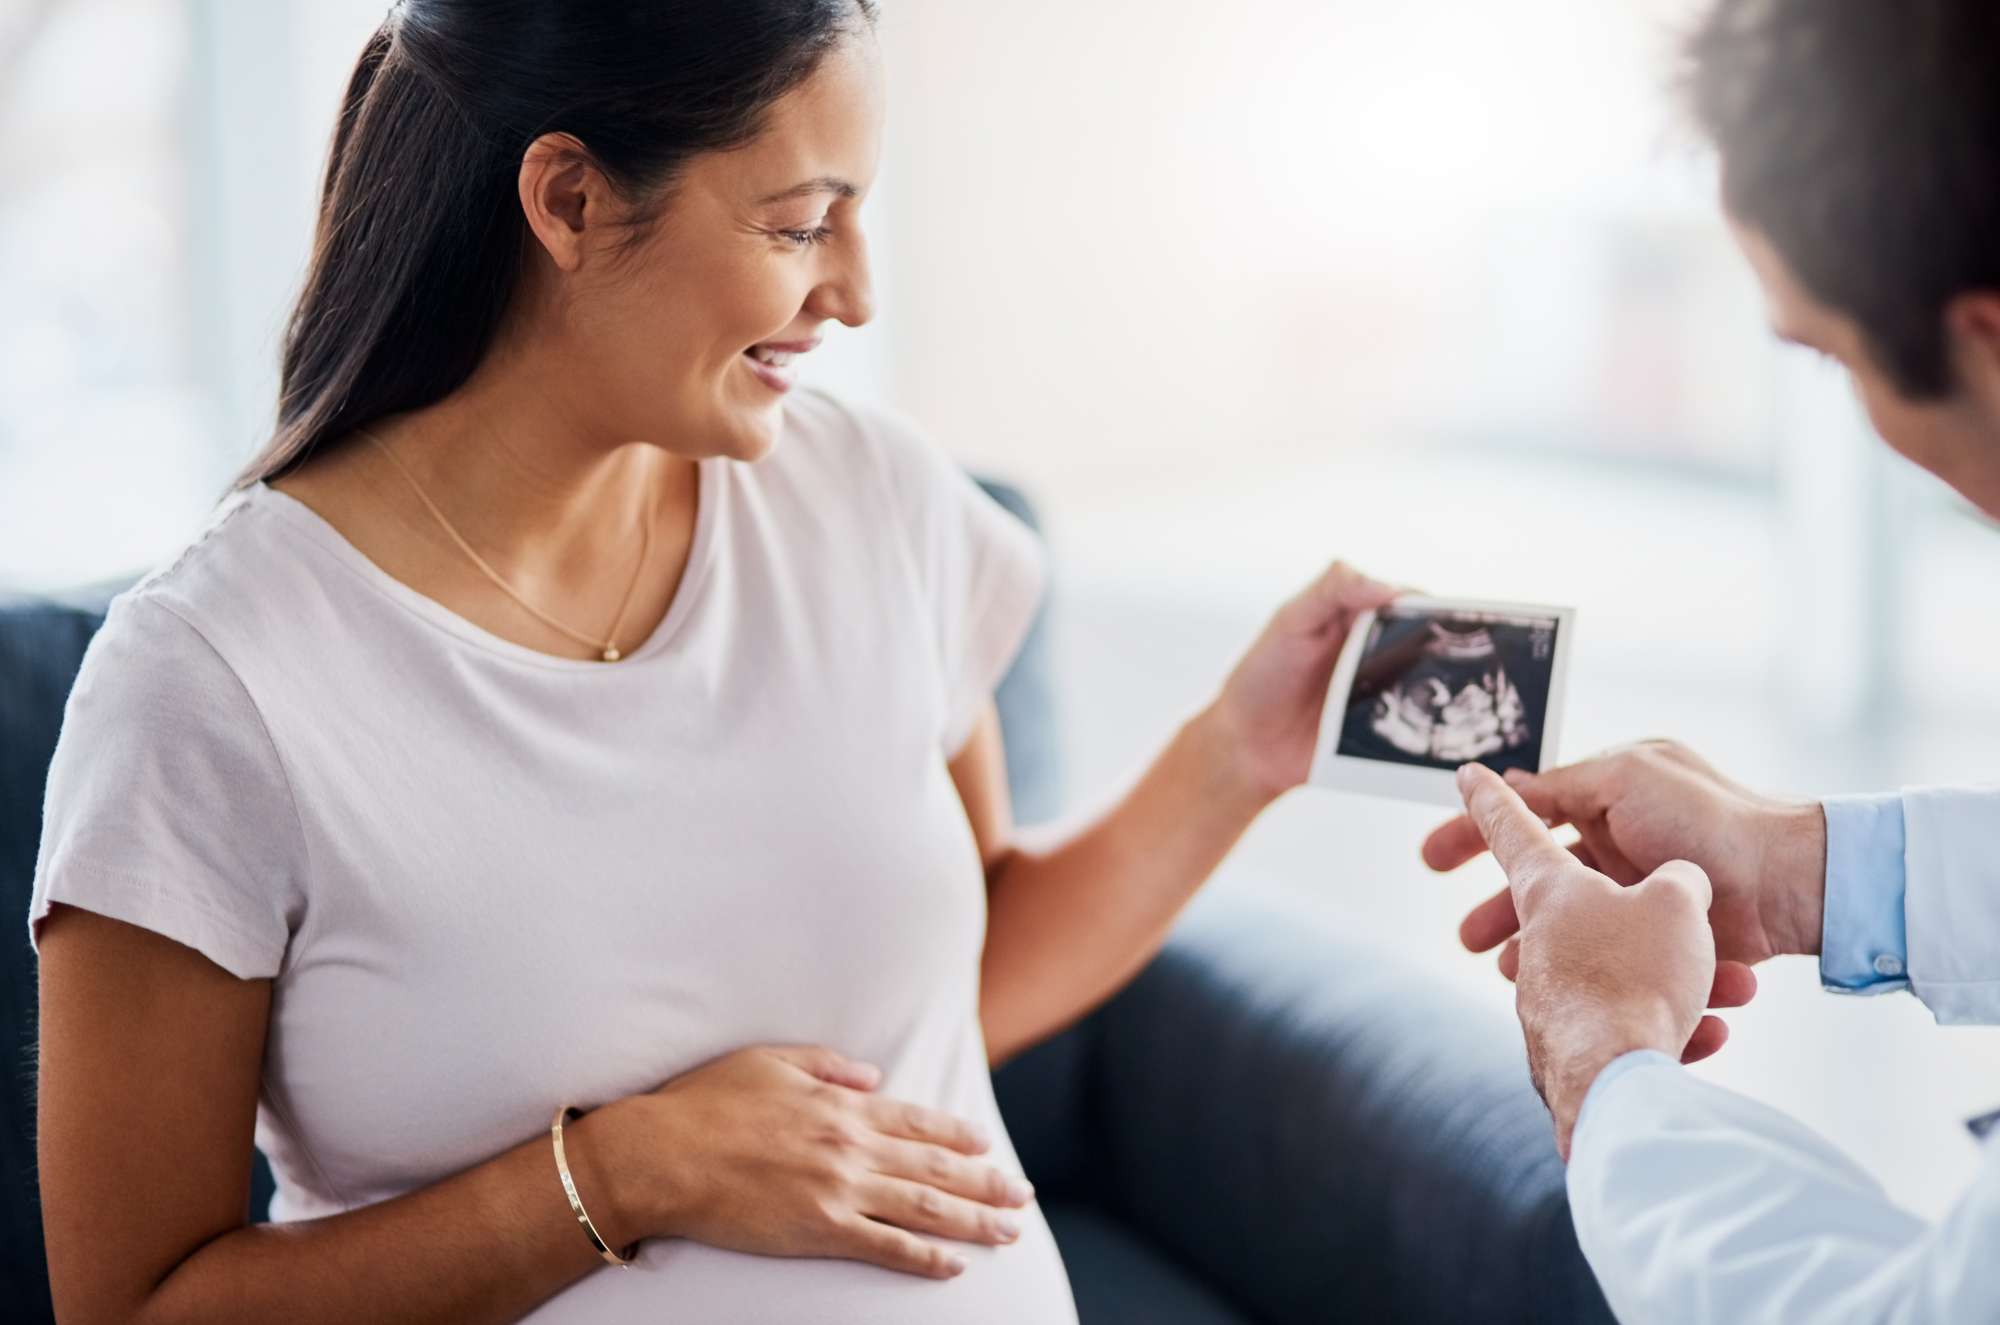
[1086,889,1614,1325]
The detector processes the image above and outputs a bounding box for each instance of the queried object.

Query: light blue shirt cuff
[1819,793,1909,994]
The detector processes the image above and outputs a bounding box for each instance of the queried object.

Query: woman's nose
[807,235,875,329]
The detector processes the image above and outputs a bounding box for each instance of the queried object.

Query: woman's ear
[518,133,607,273]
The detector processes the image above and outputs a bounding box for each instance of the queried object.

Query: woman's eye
[778,225,835,249]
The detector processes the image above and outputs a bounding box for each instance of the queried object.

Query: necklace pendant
[601,646,622,663]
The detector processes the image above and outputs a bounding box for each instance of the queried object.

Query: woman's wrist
[559,1097,667,1253]
[1188,700,1285,823]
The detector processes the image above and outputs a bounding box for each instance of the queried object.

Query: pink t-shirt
[28,389,1075,1323]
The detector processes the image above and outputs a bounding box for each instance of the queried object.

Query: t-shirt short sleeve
[859,404,1049,758]
[27,594,307,980]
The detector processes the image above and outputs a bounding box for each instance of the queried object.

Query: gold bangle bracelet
[551,1106,638,1269]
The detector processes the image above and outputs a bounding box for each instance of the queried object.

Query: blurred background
[5,0,1998,1219]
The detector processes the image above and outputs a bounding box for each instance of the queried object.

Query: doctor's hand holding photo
[1423,740,1829,988]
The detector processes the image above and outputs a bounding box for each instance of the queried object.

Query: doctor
[1423,0,2000,1320]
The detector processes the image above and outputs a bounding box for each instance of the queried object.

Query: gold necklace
[358,427,653,663]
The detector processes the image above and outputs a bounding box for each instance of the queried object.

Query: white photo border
[1308,595,1577,808]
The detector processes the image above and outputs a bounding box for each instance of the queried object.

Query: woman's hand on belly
[580,1045,1036,1279]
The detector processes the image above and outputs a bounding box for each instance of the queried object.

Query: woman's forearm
[979,701,1273,1064]
[132,1106,640,1325]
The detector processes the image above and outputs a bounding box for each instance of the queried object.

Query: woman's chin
[718,400,787,462]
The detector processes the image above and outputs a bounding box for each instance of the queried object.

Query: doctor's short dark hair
[1685,0,2000,399]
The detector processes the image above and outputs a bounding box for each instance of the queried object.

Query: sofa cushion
[1045,1203,1255,1325]
[0,596,115,1317]
[1086,891,1613,1325]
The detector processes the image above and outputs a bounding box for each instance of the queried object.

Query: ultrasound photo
[1335,606,1561,777]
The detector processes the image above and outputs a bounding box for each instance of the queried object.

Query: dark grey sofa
[0,483,1612,1324]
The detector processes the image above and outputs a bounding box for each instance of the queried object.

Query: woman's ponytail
[237,17,515,494]
[322,21,392,212]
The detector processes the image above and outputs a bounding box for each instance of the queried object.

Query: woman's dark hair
[1684,0,2000,399]
[231,0,876,494]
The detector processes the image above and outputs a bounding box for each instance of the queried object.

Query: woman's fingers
[872,1137,1033,1209]
[857,1176,1023,1247]
[762,1045,882,1091]
[860,1096,992,1156]
[835,1215,968,1279]
[1275,560,1400,635]
[1497,936,1521,982]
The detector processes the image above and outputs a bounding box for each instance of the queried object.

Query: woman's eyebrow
[755,176,859,205]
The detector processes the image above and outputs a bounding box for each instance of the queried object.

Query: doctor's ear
[1945,291,2000,406]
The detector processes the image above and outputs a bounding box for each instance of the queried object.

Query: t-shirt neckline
[248,458,721,673]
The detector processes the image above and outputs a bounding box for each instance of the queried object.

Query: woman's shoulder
[82,529,272,728]
[121,483,273,596]
[39,502,309,984]
[98,484,331,689]
[64,593,248,752]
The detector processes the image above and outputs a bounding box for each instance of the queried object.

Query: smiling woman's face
[538,32,885,462]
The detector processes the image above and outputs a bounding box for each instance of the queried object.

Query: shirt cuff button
[1873,954,1905,978]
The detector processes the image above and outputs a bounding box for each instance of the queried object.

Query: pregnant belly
[519,1202,1077,1324]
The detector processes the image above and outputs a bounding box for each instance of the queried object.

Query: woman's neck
[269,356,705,662]
[366,367,682,582]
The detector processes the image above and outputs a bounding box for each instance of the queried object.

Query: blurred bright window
[877,0,1914,739]
[0,0,221,590]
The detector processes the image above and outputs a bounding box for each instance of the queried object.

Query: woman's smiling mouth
[742,338,820,393]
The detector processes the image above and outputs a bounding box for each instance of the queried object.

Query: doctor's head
[1687,0,2000,515]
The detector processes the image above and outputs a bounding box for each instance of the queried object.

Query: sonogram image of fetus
[1346,618,1541,769]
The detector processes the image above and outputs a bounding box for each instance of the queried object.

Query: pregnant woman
[30,3,1395,1321]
